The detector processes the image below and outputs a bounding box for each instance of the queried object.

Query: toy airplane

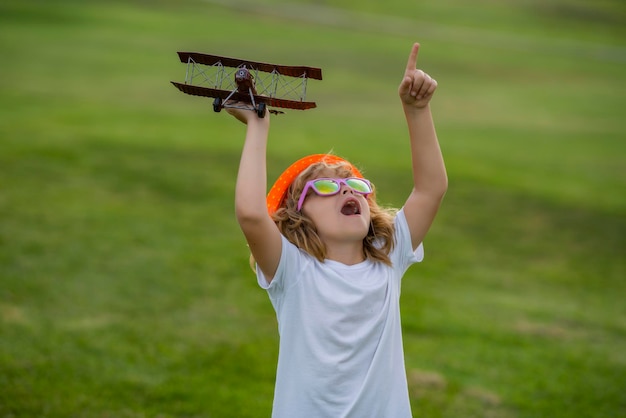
[171,52,323,117]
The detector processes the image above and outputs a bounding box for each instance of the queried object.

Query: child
[228,43,447,417]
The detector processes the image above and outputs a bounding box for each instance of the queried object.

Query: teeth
[341,201,360,215]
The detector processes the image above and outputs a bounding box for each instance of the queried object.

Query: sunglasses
[297,177,373,211]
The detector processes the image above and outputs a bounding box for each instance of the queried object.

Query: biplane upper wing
[170,82,317,110]
[177,52,323,80]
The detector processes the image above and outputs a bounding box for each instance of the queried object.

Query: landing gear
[213,98,222,113]
[257,102,266,118]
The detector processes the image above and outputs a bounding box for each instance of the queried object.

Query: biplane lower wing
[171,82,317,110]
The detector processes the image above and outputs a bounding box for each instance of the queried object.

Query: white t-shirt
[257,209,424,418]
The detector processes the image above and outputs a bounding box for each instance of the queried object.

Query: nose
[341,185,355,195]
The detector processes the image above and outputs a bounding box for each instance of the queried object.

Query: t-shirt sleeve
[256,235,310,292]
[391,208,424,272]
[256,235,312,315]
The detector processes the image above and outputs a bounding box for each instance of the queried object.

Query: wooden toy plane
[171,52,323,117]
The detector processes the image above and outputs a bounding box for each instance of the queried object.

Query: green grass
[1,0,625,416]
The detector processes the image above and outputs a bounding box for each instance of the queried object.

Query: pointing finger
[405,43,420,73]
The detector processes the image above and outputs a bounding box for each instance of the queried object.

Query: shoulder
[257,234,314,290]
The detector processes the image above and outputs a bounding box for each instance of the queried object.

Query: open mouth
[341,199,361,216]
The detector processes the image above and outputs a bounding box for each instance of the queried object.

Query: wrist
[246,114,270,130]
[403,103,431,117]
[245,119,270,142]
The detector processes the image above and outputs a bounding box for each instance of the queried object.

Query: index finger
[406,43,420,72]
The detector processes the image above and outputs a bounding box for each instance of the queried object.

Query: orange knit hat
[266,154,364,214]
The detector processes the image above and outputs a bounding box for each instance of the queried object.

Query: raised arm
[229,107,282,281]
[398,43,448,250]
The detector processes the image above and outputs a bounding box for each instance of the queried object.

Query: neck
[325,242,366,266]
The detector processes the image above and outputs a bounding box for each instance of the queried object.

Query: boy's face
[300,176,371,245]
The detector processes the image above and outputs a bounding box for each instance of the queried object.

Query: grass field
[1,0,625,417]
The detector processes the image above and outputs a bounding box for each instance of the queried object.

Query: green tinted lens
[312,179,340,195]
[345,178,371,193]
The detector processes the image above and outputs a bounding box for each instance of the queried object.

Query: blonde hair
[270,160,397,265]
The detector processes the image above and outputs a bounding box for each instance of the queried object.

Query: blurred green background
[1,0,624,417]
